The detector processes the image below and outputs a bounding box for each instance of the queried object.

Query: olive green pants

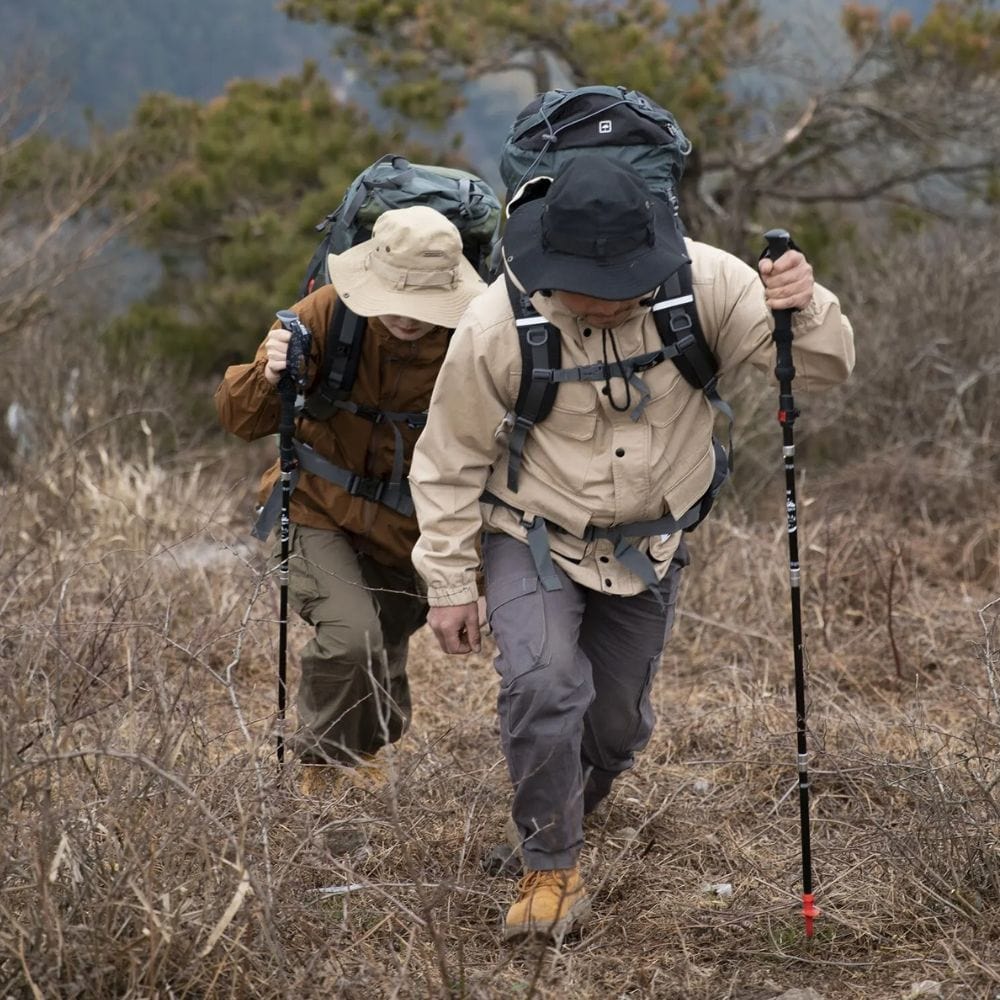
[283,524,427,764]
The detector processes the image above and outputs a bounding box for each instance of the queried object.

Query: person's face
[553,290,650,330]
[378,315,437,341]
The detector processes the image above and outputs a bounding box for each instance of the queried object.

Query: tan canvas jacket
[409,238,855,606]
[214,283,450,569]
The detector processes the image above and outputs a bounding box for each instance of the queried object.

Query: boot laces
[517,868,572,897]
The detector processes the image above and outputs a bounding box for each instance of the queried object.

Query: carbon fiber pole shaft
[764,229,819,938]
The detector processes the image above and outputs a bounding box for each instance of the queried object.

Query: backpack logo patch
[598,120,613,134]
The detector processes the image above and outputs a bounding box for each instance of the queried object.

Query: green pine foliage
[109,67,429,372]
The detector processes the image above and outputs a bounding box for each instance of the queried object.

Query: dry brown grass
[2,422,998,999]
[2,222,998,999]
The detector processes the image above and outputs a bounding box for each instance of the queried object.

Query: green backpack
[254,158,500,539]
[300,153,501,297]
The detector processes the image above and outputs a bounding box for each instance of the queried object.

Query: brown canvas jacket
[214,283,450,568]
[409,238,856,606]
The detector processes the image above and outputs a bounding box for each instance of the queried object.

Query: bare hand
[428,602,482,655]
[758,250,814,312]
[263,325,292,386]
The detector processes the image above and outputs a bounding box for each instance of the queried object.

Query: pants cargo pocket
[487,574,549,684]
[618,654,658,757]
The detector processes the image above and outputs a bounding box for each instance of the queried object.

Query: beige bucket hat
[327,205,486,327]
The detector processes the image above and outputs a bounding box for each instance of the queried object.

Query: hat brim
[502,197,688,300]
[326,242,485,328]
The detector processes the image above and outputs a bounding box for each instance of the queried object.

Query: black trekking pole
[762,229,819,939]
[273,309,311,765]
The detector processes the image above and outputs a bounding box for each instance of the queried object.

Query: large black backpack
[496,86,732,495]
[297,154,501,420]
[500,85,691,220]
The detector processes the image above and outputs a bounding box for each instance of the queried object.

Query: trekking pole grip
[275,310,311,471]
[762,228,796,396]
[764,227,791,262]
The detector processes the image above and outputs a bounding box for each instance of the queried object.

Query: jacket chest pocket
[506,371,598,491]
[641,365,688,427]
[526,404,598,492]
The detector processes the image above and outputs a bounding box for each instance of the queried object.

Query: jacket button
[615,447,625,457]
[583,328,592,337]
[599,556,609,564]
[604,578,613,587]
[601,386,610,395]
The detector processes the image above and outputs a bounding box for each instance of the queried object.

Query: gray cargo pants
[283,524,427,764]
[484,530,687,871]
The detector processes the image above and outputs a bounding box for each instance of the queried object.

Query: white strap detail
[515,316,549,327]
[652,294,694,311]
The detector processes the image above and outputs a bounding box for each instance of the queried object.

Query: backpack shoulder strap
[506,274,561,492]
[652,264,716,390]
[301,299,366,421]
[651,265,734,470]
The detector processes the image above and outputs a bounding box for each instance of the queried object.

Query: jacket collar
[367,315,450,364]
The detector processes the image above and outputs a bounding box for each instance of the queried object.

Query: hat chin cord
[601,328,632,413]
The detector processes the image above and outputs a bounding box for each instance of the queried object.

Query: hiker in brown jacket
[215,206,484,793]
[408,158,855,939]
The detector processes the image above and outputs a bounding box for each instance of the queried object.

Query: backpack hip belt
[481,436,727,607]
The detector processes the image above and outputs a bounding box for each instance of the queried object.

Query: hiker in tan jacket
[408,158,854,939]
[215,207,484,794]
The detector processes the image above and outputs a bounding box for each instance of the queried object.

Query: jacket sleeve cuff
[791,288,830,331]
[426,583,480,607]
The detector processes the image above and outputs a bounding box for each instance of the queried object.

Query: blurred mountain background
[0,0,938,175]
[0,0,991,371]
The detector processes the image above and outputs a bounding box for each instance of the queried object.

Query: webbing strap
[330,400,425,504]
[584,506,705,597]
[481,437,728,606]
[531,338,694,421]
[524,516,562,592]
[301,303,367,421]
[508,332,556,491]
[253,441,415,539]
[331,400,427,429]
[252,467,301,541]
[481,491,691,606]
[653,270,735,471]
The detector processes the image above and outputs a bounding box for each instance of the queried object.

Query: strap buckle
[669,311,693,334]
[530,368,556,382]
[355,404,384,424]
[576,362,607,381]
[347,474,386,502]
[632,354,664,373]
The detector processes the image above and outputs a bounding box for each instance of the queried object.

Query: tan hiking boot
[298,753,386,796]
[346,751,388,790]
[503,867,591,941]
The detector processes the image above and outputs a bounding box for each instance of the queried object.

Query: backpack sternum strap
[333,400,427,430]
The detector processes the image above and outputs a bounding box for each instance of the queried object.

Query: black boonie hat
[502,156,688,299]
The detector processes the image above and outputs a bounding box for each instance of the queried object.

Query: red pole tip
[802,892,821,937]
